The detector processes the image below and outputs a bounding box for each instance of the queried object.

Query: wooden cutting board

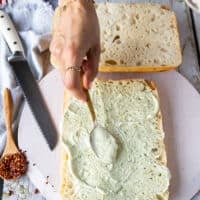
[18,69,200,200]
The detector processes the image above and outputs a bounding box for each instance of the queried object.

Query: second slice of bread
[96,3,182,72]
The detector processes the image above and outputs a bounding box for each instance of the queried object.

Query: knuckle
[63,42,82,64]
[50,35,64,54]
[65,42,78,56]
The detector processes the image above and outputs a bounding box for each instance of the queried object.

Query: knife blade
[0,10,58,150]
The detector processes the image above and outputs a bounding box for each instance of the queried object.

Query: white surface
[18,69,200,200]
[0,10,24,54]
[18,69,64,200]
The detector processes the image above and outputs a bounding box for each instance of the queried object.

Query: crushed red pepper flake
[0,152,27,180]
[19,149,26,154]
[34,188,39,194]
[8,190,13,196]
[45,176,49,184]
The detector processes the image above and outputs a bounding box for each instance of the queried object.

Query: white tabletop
[17,69,200,200]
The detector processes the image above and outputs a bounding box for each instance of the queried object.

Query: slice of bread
[96,3,182,72]
[50,3,182,72]
[60,79,170,200]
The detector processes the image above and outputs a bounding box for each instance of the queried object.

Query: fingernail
[88,82,93,89]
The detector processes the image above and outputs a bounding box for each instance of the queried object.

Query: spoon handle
[80,71,96,123]
[3,88,13,132]
[3,88,18,155]
[85,90,96,123]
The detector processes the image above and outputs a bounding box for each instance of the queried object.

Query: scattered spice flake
[34,188,40,194]
[45,176,49,184]
[33,163,36,166]
[19,149,27,154]
[8,190,13,196]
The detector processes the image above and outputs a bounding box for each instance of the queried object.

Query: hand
[50,0,100,101]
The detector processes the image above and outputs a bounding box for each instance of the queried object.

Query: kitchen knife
[0,10,58,150]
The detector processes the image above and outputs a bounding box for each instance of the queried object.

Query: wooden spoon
[0,88,27,180]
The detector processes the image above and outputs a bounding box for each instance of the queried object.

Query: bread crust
[98,65,175,72]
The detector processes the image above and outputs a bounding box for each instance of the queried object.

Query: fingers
[50,35,100,101]
[82,45,100,89]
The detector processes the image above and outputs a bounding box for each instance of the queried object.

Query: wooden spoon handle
[3,88,13,132]
[80,71,96,123]
[85,90,96,123]
[2,88,18,155]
